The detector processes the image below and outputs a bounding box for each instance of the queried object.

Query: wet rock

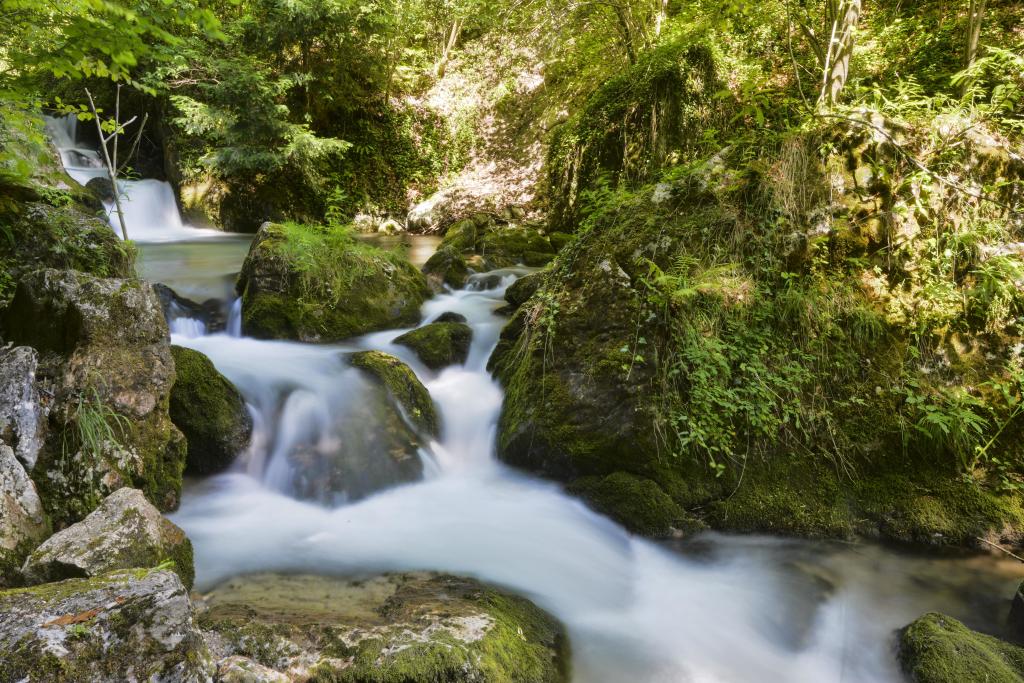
[1,268,186,527]
[899,612,1024,682]
[394,322,473,370]
[237,222,430,342]
[22,487,193,589]
[85,176,115,202]
[422,244,470,290]
[504,270,545,308]
[433,311,467,324]
[0,443,48,586]
[0,345,48,470]
[153,283,228,334]
[350,351,438,435]
[170,346,252,475]
[0,569,213,682]
[198,572,569,682]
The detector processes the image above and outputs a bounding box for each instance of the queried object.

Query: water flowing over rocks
[350,351,439,436]
[21,487,194,589]
[170,345,252,475]
[0,442,48,585]
[0,569,214,682]
[196,572,569,682]
[1,268,186,527]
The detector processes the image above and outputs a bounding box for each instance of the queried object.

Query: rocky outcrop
[0,443,48,586]
[350,351,438,435]
[236,222,431,342]
[170,346,252,475]
[197,572,569,682]
[1,269,187,528]
[423,215,557,291]
[394,321,473,370]
[0,569,213,682]
[21,487,194,589]
[0,345,48,470]
[899,612,1024,683]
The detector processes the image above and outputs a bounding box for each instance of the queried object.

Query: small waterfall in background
[44,114,222,243]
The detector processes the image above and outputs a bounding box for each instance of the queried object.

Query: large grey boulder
[0,443,48,586]
[0,569,213,682]
[22,487,193,589]
[1,269,187,528]
[0,345,48,470]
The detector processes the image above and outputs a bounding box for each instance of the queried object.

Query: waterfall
[44,114,223,243]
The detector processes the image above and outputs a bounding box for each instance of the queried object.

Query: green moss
[393,322,473,370]
[568,472,701,537]
[900,613,1024,682]
[170,345,252,475]
[422,245,470,289]
[237,222,430,342]
[350,351,439,435]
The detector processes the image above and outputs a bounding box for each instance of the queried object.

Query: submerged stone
[170,345,252,475]
[197,572,569,682]
[394,321,473,370]
[22,487,194,589]
[0,569,213,682]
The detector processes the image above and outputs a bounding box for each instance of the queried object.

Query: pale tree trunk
[960,0,987,96]
[819,0,862,106]
[653,0,668,38]
[434,19,461,78]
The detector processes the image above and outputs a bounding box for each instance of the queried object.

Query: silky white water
[44,120,1024,682]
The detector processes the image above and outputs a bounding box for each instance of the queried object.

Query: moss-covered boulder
[568,472,702,537]
[0,443,48,586]
[236,222,430,342]
[504,270,545,309]
[21,487,193,589]
[394,321,473,370]
[422,245,470,290]
[350,351,438,435]
[0,568,213,682]
[169,345,252,475]
[197,572,569,682]
[1,269,187,528]
[899,612,1024,682]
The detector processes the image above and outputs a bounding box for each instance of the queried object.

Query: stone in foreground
[899,612,1024,682]
[21,487,194,589]
[198,572,569,682]
[0,442,48,586]
[0,569,213,683]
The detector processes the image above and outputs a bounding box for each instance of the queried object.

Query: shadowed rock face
[21,487,194,589]
[0,569,213,683]
[197,572,570,682]
[1,268,186,528]
[0,443,48,586]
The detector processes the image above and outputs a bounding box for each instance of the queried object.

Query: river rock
[899,612,1024,682]
[433,311,467,323]
[422,244,471,290]
[1,268,187,527]
[236,222,430,342]
[287,355,431,504]
[0,345,48,470]
[0,442,48,586]
[197,572,569,682]
[350,350,438,435]
[0,568,213,682]
[394,321,473,370]
[504,270,545,309]
[21,487,194,589]
[170,345,252,475]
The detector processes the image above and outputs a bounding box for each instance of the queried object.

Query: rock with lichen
[0,569,213,683]
[0,442,49,586]
[197,572,569,682]
[21,487,194,589]
[0,346,48,471]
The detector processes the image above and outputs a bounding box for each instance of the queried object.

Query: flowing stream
[47,118,1024,682]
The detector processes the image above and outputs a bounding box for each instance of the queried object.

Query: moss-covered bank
[900,613,1024,683]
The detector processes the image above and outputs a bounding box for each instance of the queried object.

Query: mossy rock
[504,271,546,308]
[899,612,1024,682]
[198,572,570,683]
[237,222,430,342]
[394,322,473,370]
[568,472,703,537]
[170,346,252,475]
[0,568,213,682]
[350,351,438,436]
[422,245,470,291]
[479,227,554,269]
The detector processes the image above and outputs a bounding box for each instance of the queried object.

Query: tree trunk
[819,0,862,106]
[434,19,461,78]
[613,4,637,65]
[960,0,987,96]
[86,88,129,241]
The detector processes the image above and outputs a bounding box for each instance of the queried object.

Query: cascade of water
[44,114,224,243]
